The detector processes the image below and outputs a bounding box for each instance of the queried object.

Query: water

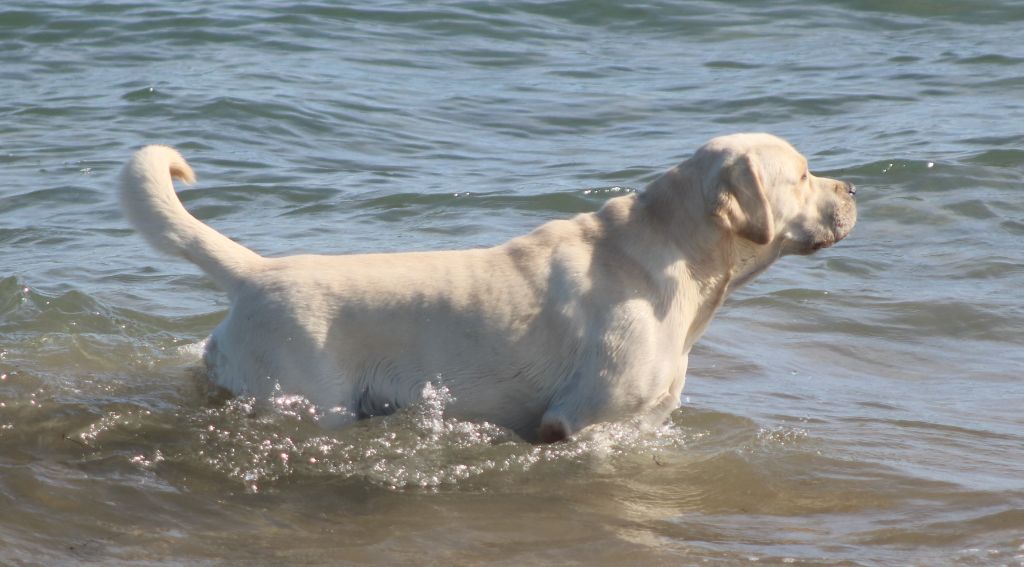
[2,1,1023,564]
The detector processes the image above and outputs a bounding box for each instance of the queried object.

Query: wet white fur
[119,134,856,442]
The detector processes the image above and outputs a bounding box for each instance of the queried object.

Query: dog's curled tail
[119,145,263,295]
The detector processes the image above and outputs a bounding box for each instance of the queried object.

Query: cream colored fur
[119,133,856,442]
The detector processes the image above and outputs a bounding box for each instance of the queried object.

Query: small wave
[353,187,634,216]
[0,277,211,375]
[57,380,700,494]
[963,148,1024,168]
[175,340,207,363]
[841,158,940,180]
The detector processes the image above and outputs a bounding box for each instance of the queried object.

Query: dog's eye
[800,171,809,183]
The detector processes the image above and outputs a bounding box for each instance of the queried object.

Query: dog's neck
[595,191,740,352]
[614,163,793,352]
[725,238,782,293]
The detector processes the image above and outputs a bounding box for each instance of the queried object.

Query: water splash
[167,380,695,493]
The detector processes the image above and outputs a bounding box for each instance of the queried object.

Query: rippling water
[2,1,1024,565]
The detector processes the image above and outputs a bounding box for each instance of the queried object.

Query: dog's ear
[716,153,775,245]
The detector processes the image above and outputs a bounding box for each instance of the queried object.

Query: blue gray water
[2,1,1023,565]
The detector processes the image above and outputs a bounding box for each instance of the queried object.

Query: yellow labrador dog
[120,133,856,442]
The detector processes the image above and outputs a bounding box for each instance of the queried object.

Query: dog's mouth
[812,238,837,251]
[813,200,857,252]
[821,220,853,249]
[811,221,853,252]
[786,220,852,255]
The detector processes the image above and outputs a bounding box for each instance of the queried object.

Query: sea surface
[2,1,1023,565]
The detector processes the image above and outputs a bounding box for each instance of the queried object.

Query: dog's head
[692,133,857,255]
[645,133,857,258]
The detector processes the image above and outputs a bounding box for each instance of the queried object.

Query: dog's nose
[846,182,857,197]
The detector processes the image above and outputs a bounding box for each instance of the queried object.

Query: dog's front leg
[537,350,685,443]
[645,355,688,427]
[536,360,616,444]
